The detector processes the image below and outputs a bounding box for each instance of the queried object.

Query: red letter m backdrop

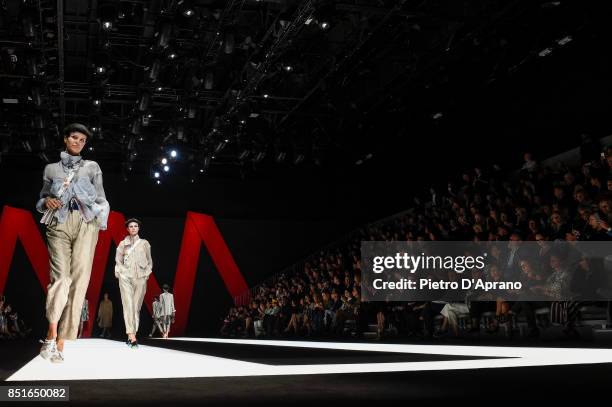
[0,205,249,337]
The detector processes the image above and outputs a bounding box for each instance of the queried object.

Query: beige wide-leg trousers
[45,210,100,340]
[118,275,147,334]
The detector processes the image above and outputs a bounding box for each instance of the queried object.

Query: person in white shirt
[159,284,175,339]
[115,218,153,347]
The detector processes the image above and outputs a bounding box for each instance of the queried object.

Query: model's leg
[132,278,147,336]
[150,321,157,336]
[40,217,77,360]
[118,275,136,341]
[162,317,169,338]
[57,214,99,351]
[45,219,74,340]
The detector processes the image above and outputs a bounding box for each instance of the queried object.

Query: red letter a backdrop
[0,206,249,337]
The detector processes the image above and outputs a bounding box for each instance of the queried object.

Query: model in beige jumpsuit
[115,218,152,347]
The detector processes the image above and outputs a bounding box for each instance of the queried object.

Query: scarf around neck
[60,151,83,168]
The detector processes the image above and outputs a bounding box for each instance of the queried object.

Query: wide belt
[68,198,80,211]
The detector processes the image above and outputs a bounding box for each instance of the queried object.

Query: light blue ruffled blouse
[36,151,110,230]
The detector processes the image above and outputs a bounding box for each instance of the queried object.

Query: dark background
[2,1,612,338]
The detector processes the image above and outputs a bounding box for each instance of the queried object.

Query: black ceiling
[0,0,611,183]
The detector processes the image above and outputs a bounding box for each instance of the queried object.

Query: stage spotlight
[96,66,106,74]
[38,134,48,150]
[223,32,235,54]
[32,87,43,107]
[98,0,118,27]
[22,14,35,38]
[127,136,136,151]
[183,9,194,17]
[188,105,197,119]
[253,151,266,163]
[204,71,214,90]
[319,21,329,30]
[214,140,226,153]
[163,165,170,172]
[156,180,161,185]
[154,171,160,178]
[138,92,151,111]
[131,120,141,135]
[161,157,168,165]
[156,86,163,91]
[38,152,50,163]
[538,47,553,57]
[238,149,250,160]
[170,150,178,158]
[26,54,38,76]
[34,114,45,129]
[275,151,287,163]
[22,140,32,153]
[557,35,572,46]
[284,65,293,72]
[168,52,177,60]
[157,23,171,48]
[93,99,101,106]
[149,59,161,81]
[263,94,269,98]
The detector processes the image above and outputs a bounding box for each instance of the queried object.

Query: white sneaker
[50,351,64,364]
[39,339,57,360]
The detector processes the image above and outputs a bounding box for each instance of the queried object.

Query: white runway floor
[7,337,612,381]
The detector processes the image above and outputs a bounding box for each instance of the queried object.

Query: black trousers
[511,301,538,330]
[422,302,446,336]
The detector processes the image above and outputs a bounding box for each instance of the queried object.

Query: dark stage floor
[2,337,612,405]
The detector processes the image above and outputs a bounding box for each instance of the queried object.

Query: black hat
[63,123,92,140]
[125,218,142,227]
